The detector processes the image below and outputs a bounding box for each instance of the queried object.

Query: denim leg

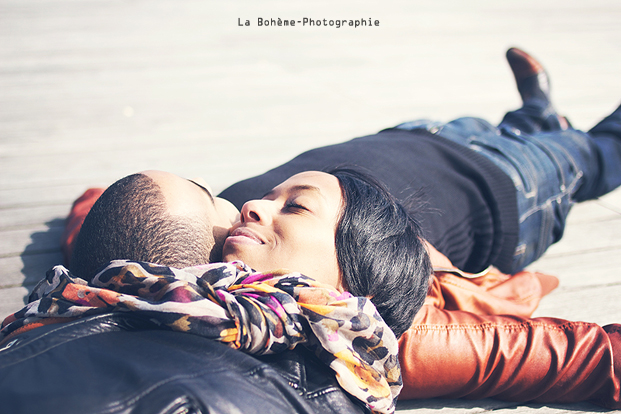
[499,101,621,200]
[579,104,621,200]
[500,98,566,134]
[395,115,607,272]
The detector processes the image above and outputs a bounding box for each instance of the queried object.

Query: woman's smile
[226,227,265,245]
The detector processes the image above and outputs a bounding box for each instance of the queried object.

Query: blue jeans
[396,102,621,272]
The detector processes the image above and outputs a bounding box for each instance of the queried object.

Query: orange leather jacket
[62,189,621,409]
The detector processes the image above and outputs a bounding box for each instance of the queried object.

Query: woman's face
[222,171,343,290]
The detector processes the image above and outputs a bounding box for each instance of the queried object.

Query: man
[220,48,621,276]
[69,48,621,282]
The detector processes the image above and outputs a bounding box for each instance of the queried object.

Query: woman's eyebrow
[187,179,215,205]
[263,185,324,199]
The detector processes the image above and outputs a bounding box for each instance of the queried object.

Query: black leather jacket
[0,313,368,414]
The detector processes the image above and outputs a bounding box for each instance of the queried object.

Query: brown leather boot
[506,47,568,129]
[506,47,551,102]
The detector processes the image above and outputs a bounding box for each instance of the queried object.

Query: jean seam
[518,171,581,223]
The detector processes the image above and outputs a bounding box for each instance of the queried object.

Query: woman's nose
[240,199,272,224]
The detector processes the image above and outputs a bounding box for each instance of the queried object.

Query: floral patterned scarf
[1,260,401,414]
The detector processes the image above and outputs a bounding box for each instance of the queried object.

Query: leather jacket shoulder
[0,313,368,414]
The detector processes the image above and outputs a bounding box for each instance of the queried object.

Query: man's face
[141,170,239,262]
[222,171,343,290]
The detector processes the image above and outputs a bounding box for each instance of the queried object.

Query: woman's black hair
[328,168,432,338]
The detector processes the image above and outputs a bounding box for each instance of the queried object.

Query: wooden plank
[396,399,604,413]
[396,398,515,413]
[0,205,70,229]
[0,184,96,209]
[479,402,610,414]
[534,218,621,257]
[597,189,621,213]
[533,284,621,326]
[563,197,621,225]
[0,253,63,290]
[0,226,63,257]
[0,286,29,320]
[527,246,621,288]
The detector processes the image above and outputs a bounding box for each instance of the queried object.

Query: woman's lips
[226,227,264,245]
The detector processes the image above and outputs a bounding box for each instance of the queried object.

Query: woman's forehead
[278,171,340,193]
[277,171,343,215]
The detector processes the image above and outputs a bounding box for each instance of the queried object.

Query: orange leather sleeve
[432,268,558,317]
[399,283,621,408]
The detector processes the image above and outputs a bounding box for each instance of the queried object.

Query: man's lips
[226,227,265,245]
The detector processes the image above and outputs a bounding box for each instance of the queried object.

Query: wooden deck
[1,0,620,412]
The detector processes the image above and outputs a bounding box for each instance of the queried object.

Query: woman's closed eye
[284,200,309,212]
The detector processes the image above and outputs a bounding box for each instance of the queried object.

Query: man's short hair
[70,173,213,280]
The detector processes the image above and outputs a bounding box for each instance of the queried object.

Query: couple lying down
[2,47,621,413]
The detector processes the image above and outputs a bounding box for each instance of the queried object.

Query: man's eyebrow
[187,179,215,205]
